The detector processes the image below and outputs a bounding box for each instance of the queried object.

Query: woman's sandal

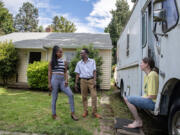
[71,114,79,121]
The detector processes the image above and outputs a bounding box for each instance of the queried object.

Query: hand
[65,81,68,87]
[75,83,78,92]
[48,84,52,91]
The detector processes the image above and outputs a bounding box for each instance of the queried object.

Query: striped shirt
[52,58,65,74]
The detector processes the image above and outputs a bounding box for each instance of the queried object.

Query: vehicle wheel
[120,82,124,97]
[168,99,180,135]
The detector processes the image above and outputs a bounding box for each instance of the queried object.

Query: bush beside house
[0,41,18,86]
[27,61,48,90]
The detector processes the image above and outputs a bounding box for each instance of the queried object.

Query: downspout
[43,46,48,61]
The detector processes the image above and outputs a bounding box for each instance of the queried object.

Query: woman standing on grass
[48,45,78,121]
[124,57,159,128]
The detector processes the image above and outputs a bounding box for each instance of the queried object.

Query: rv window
[126,34,130,56]
[29,52,41,64]
[162,0,179,33]
[142,12,147,48]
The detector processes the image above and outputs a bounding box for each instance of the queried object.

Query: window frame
[126,33,130,56]
[162,0,179,33]
[29,52,41,64]
[142,11,148,48]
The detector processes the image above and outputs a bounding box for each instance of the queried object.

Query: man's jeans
[51,74,75,115]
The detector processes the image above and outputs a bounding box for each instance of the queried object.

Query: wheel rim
[172,111,180,135]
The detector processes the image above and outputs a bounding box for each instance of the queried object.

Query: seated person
[123,57,159,128]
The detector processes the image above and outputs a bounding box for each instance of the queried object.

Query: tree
[52,16,76,32]
[69,45,103,91]
[0,1,14,35]
[0,41,18,86]
[105,0,130,64]
[14,2,38,32]
[38,25,44,32]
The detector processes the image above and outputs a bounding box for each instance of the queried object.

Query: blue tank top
[52,58,65,74]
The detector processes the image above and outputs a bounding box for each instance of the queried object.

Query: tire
[120,82,124,97]
[168,99,180,135]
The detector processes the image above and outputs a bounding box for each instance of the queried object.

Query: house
[0,32,112,90]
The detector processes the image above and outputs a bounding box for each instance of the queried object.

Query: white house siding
[17,49,28,82]
[99,50,112,90]
[17,49,47,82]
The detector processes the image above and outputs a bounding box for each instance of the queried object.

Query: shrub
[27,61,48,90]
[69,45,103,91]
[0,41,18,86]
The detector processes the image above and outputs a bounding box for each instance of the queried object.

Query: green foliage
[0,41,18,85]
[14,2,39,32]
[69,45,103,91]
[0,1,14,35]
[52,16,76,32]
[27,61,48,90]
[38,25,44,32]
[105,0,130,64]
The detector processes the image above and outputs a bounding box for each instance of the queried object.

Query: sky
[2,0,134,33]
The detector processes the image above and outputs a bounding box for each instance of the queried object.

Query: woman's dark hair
[82,48,89,54]
[51,45,60,69]
[142,57,159,74]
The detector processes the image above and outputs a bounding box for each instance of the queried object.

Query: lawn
[0,87,101,135]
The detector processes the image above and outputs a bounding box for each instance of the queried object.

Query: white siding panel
[17,50,28,82]
[99,50,112,89]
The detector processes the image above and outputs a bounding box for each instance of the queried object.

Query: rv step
[114,118,144,135]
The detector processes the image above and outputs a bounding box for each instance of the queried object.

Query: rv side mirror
[153,0,165,4]
[131,0,136,3]
[153,9,166,22]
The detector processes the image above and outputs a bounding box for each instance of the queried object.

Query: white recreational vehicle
[116,0,180,134]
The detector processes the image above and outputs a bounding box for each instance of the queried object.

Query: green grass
[0,87,101,135]
[104,86,132,119]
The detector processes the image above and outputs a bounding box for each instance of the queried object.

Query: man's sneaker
[92,113,102,119]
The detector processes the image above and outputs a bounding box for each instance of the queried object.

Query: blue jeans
[126,96,155,111]
[51,74,75,115]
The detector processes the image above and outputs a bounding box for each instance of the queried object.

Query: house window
[142,11,147,48]
[29,52,41,64]
[63,52,76,63]
[126,34,130,56]
[162,0,179,33]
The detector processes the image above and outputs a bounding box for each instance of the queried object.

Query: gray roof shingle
[0,32,112,50]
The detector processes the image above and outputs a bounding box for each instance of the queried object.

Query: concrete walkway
[94,95,115,135]
[0,130,45,135]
